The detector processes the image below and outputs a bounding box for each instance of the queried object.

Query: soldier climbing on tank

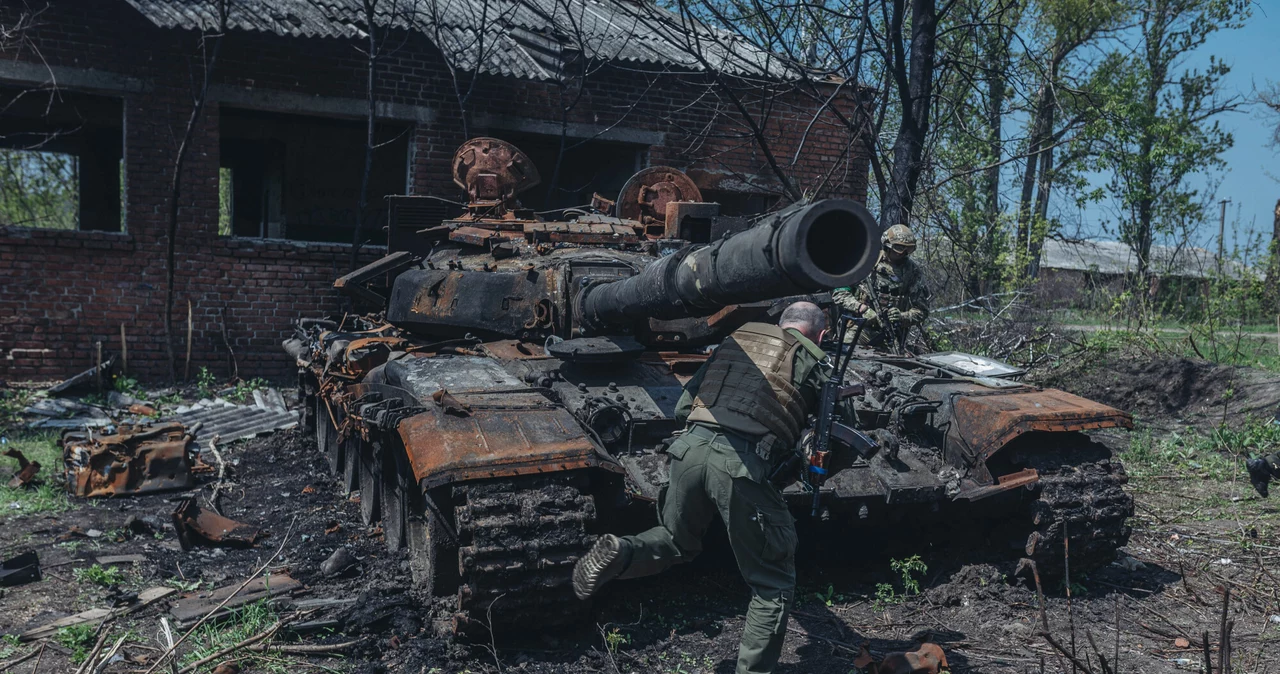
[832,224,930,351]
[1247,452,1279,497]
[572,301,856,674]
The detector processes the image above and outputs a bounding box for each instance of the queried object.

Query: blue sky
[1074,3,1279,256]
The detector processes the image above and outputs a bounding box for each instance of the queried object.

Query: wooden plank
[19,587,176,641]
[95,554,146,566]
[168,574,301,626]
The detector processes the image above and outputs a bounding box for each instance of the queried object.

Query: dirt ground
[2,354,1279,674]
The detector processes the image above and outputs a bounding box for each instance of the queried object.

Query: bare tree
[162,0,228,383]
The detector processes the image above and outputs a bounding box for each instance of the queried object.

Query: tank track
[451,473,596,635]
[1023,450,1134,580]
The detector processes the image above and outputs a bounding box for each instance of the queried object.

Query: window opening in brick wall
[217,166,233,236]
[481,131,644,212]
[0,85,124,232]
[219,108,409,244]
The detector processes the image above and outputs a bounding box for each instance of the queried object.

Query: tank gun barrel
[579,199,878,333]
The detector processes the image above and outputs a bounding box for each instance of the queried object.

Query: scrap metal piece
[171,497,262,549]
[616,167,703,234]
[47,357,116,396]
[4,448,40,488]
[452,137,540,208]
[63,422,196,497]
[0,551,40,587]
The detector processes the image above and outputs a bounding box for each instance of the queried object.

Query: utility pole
[1217,198,1231,275]
[1218,198,1231,260]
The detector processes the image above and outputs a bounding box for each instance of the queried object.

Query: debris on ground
[168,574,302,627]
[171,496,262,549]
[3,448,39,487]
[94,554,146,566]
[854,642,949,674]
[168,391,298,454]
[18,586,174,641]
[320,547,358,577]
[46,357,116,396]
[0,551,40,587]
[23,397,113,429]
[63,422,198,497]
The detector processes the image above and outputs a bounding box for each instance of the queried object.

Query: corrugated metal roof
[122,0,800,81]
[1041,239,1255,280]
[167,391,299,455]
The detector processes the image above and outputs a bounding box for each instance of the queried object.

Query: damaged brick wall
[0,0,871,383]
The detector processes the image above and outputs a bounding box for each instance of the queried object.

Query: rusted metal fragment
[5,448,40,488]
[955,467,1040,501]
[0,551,40,587]
[453,137,540,208]
[524,220,640,244]
[617,166,703,230]
[480,339,548,360]
[431,389,472,417]
[398,392,623,490]
[63,422,196,497]
[951,388,1132,463]
[172,497,262,549]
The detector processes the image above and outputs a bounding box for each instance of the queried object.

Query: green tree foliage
[1082,0,1248,277]
[0,148,78,230]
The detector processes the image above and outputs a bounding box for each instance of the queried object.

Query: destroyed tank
[287,138,1133,636]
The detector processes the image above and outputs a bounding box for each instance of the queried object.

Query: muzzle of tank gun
[578,199,879,333]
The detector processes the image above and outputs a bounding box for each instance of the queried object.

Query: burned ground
[1,356,1279,674]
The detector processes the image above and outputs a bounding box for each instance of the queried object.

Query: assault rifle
[806,313,878,516]
[862,277,907,355]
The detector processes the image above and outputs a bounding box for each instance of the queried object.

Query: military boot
[573,534,630,600]
[1246,458,1273,498]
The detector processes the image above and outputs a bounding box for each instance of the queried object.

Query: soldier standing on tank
[571,301,855,674]
[832,224,930,350]
[1247,452,1279,497]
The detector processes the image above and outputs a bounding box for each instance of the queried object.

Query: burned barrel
[578,199,878,333]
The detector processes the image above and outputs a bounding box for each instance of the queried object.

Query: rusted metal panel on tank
[955,467,1039,501]
[952,389,1132,462]
[390,268,562,339]
[525,221,640,244]
[398,399,621,490]
[63,422,197,497]
[481,340,549,360]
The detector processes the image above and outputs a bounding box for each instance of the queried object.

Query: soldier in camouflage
[1247,452,1279,497]
[832,224,930,351]
[571,301,855,674]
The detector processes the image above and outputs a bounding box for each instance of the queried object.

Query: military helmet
[882,224,917,255]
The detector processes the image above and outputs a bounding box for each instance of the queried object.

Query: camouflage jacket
[832,253,931,328]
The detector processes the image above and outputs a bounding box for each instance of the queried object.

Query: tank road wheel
[381,442,413,552]
[316,395,338,470]
[1021,437,1134,579]
[406,490,452,599]
[359,439,382,527]
[341,431,361,495]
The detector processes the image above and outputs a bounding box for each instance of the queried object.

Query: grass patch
[0,432,70,517]
[54,624,97,664]
[1123,417,1280,480]
[75,563,124,588]
[180,599,304,673]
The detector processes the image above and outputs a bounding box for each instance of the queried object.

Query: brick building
[0,0,871,382]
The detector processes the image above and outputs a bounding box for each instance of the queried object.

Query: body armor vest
[686,323,809,456]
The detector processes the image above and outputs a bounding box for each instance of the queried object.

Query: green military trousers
[620,423,797,674]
